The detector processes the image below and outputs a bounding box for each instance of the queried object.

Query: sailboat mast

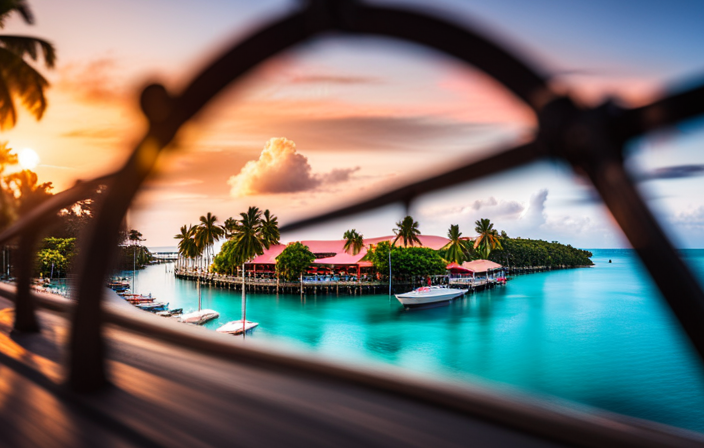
[242,262,246,337]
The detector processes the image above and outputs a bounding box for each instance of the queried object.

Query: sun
[17,148,40,170]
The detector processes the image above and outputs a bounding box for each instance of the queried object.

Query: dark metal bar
[13,231,40,332]
[615,82,704,142]
[586,154,704,362]
[0,173,117,246]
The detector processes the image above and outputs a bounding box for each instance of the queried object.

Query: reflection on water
[130,250,704,433]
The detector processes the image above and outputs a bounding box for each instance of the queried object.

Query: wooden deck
[1,289,703,447]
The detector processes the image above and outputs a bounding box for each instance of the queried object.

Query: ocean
[131,249,704,433]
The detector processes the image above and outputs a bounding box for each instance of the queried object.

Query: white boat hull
[395,287,466,308]
[180,309,220,325]
[216,320,258,335]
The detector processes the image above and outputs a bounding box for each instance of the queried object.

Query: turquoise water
[132,250,704,433]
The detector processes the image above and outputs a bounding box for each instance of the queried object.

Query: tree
[194,212,224,272]
[261,209,280,249]
[474,218,502,259]
[0,0,57,129]
[365,241,446,281]
[128,229,144,245]
[229,206,265,267]
[222,217,237,239]
[342,229,364,256]
[392,215,421,247]
[440,224,473,264]
[275,242,315,281]
[175,224,199,270]
[35,237,76,278]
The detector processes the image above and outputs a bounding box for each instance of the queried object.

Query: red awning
[446,262,472,273]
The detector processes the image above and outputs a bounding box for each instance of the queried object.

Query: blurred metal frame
[0,0,703,444]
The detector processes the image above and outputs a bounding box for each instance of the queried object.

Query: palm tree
[343,229,364,255]
[222,217,237,239]
[229,206,277,336]
[0,0,57,129]
[128,229,144,245]
[440,224,473,264]
[392,215,421,247]
[474,218,502,259]
[174,224,198,271]
[261,209,280,249]
[194,212,224,274]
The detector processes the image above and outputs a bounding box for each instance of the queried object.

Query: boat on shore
[180,309,220,325]
[395,285,466,309]
[216,320,258,335]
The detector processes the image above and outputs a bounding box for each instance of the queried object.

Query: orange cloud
[228,137,358,196]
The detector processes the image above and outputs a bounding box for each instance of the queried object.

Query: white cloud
[228,137,359,197]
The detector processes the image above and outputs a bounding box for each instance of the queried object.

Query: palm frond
[0,46,49,126]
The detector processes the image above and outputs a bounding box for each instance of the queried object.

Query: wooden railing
[1,1,704,445]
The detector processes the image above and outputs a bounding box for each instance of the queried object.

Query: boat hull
[216,320,258,335]
[395,288,466,308]
[180,309,220,325]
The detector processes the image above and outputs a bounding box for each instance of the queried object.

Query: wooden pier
[174,269,509,296]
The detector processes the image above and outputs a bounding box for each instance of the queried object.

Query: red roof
[461,259,503,273]
[247,235,452,266]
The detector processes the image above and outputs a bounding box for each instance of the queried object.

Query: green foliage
[36,237,75,278]
[343,229,364,255]
[474,218,502,259]
[116,245,152,271]
[488,237,593,267]
[365,241,446,280]
[210,207,280,274]
[212,239,238,275]
[275,242,315,281]
[0,0,56,129]
[392,215,421,247]
[439,224,473,264]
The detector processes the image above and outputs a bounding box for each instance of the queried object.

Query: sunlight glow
[17,148,40,170]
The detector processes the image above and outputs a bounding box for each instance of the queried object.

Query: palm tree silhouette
[261,209,280,249]
[343,229,364,255]
[392,215,421,247]
[0,0,56,128]
[174,224,198,271]
[194,212,224,274]
[230,206,275,335]
[440,224,473,264]
[473,218,502,259]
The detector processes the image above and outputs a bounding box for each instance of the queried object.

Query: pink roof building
[248,234,451,267]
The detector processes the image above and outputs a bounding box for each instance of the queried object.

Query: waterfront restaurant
[246,235,451,281]
[447,259,504,284]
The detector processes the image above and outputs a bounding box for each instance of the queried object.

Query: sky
[2,0,704,249]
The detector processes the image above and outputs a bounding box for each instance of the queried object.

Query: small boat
[107,281,130,291]
[216,320,258,335]
[120,293,154,303]
[180,309,219,325]
[135,301,169,312]
[395,285,466,308]
[155,308,183,318]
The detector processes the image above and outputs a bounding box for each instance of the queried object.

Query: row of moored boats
[108,278,258,335]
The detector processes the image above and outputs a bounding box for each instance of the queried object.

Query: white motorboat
[180,309,220,325]
[395,285,466,308]
[216,320,259,335]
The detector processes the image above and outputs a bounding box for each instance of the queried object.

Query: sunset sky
[3,0,704,249]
